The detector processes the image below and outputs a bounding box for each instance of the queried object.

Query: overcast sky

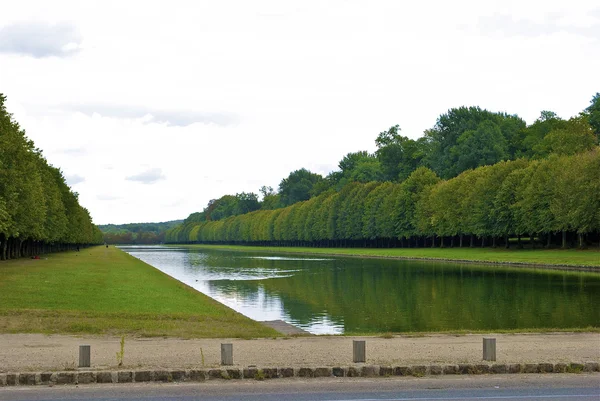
[1,1,599,225]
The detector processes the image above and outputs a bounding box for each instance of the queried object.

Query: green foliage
[425,106,526,178]
[375,125,429,181]
[278,168,324,206]
[336,151,384,185]
[0,93,102,260]
[259,186,281,210]
[99,220,183,244]
[451,120,508,173]
[585,92,600,140]
[165,94,599,249]
[522,111,567,157]
[532,116,596,157]
[165,149,599,248]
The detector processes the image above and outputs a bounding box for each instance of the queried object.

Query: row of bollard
[78,338,497,368]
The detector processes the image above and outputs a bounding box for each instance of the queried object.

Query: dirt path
[1,333,598,372]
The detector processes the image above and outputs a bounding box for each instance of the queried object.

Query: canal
[120,245,600,335]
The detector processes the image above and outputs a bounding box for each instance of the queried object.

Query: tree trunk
[578,233,584,249]
[470,235,474,248]
[459,235,463,248]
[505,235,510,249]
[0,235,6,261]
[562,231,567,249]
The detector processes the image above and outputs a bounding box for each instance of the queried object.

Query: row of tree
[99,220,182,244]
[184,94,599,225]
[166,149,599,248]
[0,94,103,259]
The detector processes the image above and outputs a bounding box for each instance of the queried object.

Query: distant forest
[99,221,183,244]
[0,94,103,260]
[167,93,600,248]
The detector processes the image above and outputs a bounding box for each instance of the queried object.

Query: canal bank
[170,244,600,270]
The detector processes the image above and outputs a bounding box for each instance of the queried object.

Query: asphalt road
[0,374,598,401]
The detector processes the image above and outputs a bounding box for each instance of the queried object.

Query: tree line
[0,94,103,259]
[99,220,182,244]
[166,150,599,248]
[167,94,600,248]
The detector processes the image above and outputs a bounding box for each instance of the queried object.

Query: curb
[1,362,598,386]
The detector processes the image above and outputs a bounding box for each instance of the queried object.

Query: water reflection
[120,245,600,335]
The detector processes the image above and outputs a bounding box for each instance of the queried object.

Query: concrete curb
[1,362,598,386]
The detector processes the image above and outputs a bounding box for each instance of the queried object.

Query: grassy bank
[0,246,278,338]
[176,244,600,268]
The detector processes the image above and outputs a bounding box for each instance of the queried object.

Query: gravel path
[1,333,598,372]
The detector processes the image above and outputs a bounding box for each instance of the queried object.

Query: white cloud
[96,194,122,201]
[65,174,85,186]
[0,21,82,58]
[67,104,239,127]
[125,168,166,185]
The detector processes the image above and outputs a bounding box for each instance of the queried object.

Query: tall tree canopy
[0,94,102,259]
[424,106,526,178]
[278,168,324,207]
[375,125,429,181]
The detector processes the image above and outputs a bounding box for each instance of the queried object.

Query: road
[0,374,598,401]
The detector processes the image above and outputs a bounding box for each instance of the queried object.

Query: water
[120,245,600,335]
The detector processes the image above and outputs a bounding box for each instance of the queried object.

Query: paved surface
[0,375,598,401]
[261,320,312,336]
[1,333,598,372]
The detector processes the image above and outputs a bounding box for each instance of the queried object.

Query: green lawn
[179,244,600,268]
[0,246,278,338]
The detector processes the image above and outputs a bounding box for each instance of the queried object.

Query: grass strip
[0,246,278,338]
[174,244,600,268]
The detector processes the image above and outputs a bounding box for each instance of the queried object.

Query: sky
[0,0,599,225]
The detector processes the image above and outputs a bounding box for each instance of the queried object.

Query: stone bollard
[221,344,233,366]
[79,345,91,368]
[483,338,496,361]
[353,340,366,363]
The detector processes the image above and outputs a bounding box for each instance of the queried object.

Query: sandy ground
[0,333,598,372]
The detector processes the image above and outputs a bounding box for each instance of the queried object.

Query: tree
[585,92,600,141]
[395,167,441,240]
[234,192,260,215]
[362,182,393,240]
[532,116,596,157]
[450,120,508,175]
[521,111,567,158]
[375,125,428,181]
[278,168,324,207]
[424,106,526,178]
[259,186,281,210]
[337,151,384,184]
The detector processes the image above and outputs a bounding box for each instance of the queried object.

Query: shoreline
[165,244,600,272]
